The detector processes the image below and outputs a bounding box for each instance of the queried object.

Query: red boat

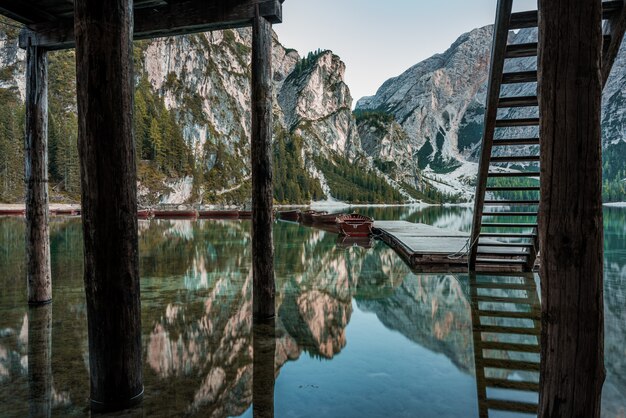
[278,210,300,221]
[311,212,346,224]
[300,210,325,224]
[238,210,252,219]
[336,213,374,237]
[55,208,81,216]
[137,209,153,219]
[0,209,25,216]
[153,210,198,219]
[198,210,239,219]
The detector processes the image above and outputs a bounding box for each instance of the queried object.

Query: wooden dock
[373,221,531,273]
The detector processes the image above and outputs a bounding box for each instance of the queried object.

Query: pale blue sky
[274,0,537,104]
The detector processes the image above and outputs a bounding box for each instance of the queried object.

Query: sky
[274,0,537,105]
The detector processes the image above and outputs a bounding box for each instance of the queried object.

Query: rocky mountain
[356,26,626,201]
[0,19,436,206]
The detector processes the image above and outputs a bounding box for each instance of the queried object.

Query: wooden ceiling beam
[18,0,283,50]
[0,0,58,24]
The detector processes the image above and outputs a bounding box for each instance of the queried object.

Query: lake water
[0,206,624,417]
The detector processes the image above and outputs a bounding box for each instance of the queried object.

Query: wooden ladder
[468,0,626,272]
[470,273,541,417]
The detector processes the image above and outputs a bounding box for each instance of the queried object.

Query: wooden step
[482,223,538,228]
[484,200,540,205]
[502,70,537,84]
[509,10,539,29]
[482,358,541,371]
[486,186,540,192]
[505,42,537,58]
[481,341,540,353]
[473,281,536,289]
[485,378,539,392]
[603,1,624,19]
[473,294,532,304]
[487,172,540,178]
[482,212,538,217]
[498,95,538,108]
[477,251,528,257]
[486,399,538,414]
[496,118,539,128]
[479,309,540,320]
[490,155,540,163]
[478,241,535,248]
[492,138,540,146]
[480,233,536,239]
[476,258,528,266]
[477,324,540,335]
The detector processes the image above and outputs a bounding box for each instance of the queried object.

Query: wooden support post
[28,304,52,417]
[538,0,605,417]
[25,43,52,305]
[251,5,275,321]
[253,319,276,418]
[74,0,143,411]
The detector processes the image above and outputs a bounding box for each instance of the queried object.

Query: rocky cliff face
[356,27,626,200]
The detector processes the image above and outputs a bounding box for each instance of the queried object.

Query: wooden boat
[55,208,81,216]
[238,210,252,219]
[153,210,197,219]
[311,212,346,224]
[278,209,300,221]
[0,208,25,216]
[198,210,239,219]
[336,213,374,237]
[137,209,153,219]
[300,210,325,224]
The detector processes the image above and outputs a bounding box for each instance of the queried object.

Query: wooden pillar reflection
[74,0,143,411]
[25,43,52,305]
[253,319,276,418]
[538,0,605,416]
[251,5,275,320]
[28,304,52,418]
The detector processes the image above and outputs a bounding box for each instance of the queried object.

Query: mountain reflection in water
[0,206,624,417]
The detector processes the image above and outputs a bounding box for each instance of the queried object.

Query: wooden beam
[469,0,513,271]
[538,0,605,417]
[253,319,276,418]
[0,1,58,24]
[74,0,143,412]
[602,0,626,86]
[25,43,52,305]
[28,305,52,417]
[19,0,283,50]
[251,5,275,321]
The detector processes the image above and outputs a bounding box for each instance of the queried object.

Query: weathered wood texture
[538,0,605,416]
[74,0,143,411]
[28,304,52,417]
[25,44,52,305]
[253,319,276,418]
[251,8,275,321]
[18,0,283,50]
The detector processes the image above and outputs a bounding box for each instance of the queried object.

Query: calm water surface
[0,206,624,417]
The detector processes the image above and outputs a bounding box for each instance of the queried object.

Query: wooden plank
[487,399,538,413]
[539,0,605,415]
[0,1,59,24]
[481,342,540,353]
[479,309,541,320]
[505,42,537,58]
[19,0,283,50]
[498,96,538,108]
[490,155,540,163]
[25,44,52,305]
[487,172,540,178]
[495,118,539,128]
[251,6,275,321]
[27,305,52,416]
[492,138,540,146]
[74,0,143,412]
[485,378,539,391]
[501,70,537,84]
[482,358,540,371]
[469,0,514,271]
